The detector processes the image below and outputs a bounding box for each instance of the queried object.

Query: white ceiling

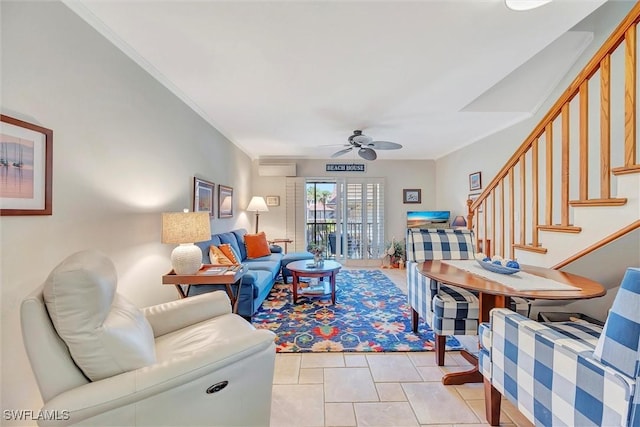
[65,0,607,160]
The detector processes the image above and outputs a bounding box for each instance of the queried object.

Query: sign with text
[326,163,366,172]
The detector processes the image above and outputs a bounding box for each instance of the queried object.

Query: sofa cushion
[217,232,243,260]
[209,245,234,265]
[244,259,281,280]
[43,250,156,381]
[245,232,271,259]
[219,243,241,264]
[232,229,248,260]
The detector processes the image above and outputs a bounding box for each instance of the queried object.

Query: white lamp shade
[247,196,269,212]
[162,211,211,274]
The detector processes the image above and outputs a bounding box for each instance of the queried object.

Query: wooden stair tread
[537,225,582,233]
[569,198,627,206]
[612,165,640,175]
[513,244,548,254]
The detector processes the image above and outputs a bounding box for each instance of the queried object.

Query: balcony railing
[305,222,375,259]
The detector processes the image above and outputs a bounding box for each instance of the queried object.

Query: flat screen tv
[407,211,450,229]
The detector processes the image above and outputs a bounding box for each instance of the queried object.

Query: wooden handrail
[552,220,640,269]
[467,3,640,265]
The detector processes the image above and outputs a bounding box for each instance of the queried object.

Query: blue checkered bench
[406,228,481,365]
[479,267,640,426]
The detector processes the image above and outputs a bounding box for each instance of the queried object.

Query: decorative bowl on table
[475,254,520,275]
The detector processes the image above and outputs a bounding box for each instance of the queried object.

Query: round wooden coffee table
[286,259,342,304]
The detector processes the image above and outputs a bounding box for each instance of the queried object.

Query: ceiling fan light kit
[331,130,403,160]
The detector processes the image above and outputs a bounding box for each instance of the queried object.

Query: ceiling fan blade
[331,147,353,158]
[320,143,350,147]
[358,147,377,161]
[367,141,403,150]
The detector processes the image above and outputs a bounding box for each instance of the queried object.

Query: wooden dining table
[419,260,606,385]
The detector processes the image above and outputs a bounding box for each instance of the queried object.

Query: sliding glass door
[305,178,384,261]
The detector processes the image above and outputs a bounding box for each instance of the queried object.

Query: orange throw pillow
[219,243,241,264]
[245,232,271,259]
[209,245,234,265]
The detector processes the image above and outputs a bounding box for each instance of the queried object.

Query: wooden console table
[268,238,293,253]
[162,264,247,313]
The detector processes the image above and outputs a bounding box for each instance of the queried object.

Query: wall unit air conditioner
[258,163,297,177]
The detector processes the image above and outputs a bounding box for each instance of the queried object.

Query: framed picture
[403,189,421,204]
[265,195,280,207]
[469,171,482,191]
[218,185,233,218]
[0,115,53,216]
[468,192,483,213]
[193,177,215,217]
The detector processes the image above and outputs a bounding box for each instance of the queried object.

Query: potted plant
[307,243,326,266]
[385,239,405,268]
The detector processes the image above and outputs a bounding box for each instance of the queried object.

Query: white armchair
[21,250,276,426]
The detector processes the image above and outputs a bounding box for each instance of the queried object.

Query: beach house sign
[325,163,366,172]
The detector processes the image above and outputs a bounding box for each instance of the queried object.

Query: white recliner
[21,249,276,426]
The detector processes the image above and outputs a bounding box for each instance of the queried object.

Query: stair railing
[468,2,640,259]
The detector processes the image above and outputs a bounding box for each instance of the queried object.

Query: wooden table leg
[174,284,187,299]
[224,280,242,314]
[442,292,507,385]
[292,273,299,303]
[330,272,336,304]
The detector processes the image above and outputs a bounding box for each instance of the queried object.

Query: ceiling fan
[331,130,403,161]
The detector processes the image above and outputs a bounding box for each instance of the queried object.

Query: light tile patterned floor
[270,268,534,427]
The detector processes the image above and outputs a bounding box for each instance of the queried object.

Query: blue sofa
[191,228,311,319]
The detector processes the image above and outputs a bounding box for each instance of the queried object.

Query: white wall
[251,159,437,245]
[0,2,252,423]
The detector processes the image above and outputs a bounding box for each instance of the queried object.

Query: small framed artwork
[218,185,233,218]
[469,171,482,191]
[193,177,215,217]
[403,189,421,204]
[468,193,483,213]
[265,195,280,207]
[0,115,53,216]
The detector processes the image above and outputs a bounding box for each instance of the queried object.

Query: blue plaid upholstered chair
[406,228,480,365]
[479,267,640,427]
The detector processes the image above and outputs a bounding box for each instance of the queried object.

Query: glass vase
[314,253,324,267]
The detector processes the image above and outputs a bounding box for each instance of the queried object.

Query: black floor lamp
[247,196,269,233]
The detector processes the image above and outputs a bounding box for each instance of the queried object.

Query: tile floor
[269,268,534,427]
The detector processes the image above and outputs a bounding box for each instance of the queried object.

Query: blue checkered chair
[479,267,640,426]
[406,228,480,365]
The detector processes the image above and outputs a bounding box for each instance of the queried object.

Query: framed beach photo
[193,177,215,217]
[0,115,53,216]
[218,185,233,218]
[469,171,482,191]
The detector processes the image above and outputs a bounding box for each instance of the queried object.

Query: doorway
[305,178,385,262]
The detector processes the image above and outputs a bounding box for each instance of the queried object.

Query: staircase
[468,3,640,278]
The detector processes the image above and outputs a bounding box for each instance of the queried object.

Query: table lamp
[451,215,467,229]
[247,196,269,233]
[162,210,211,274]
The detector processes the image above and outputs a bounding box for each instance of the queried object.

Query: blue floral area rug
[252,269,463,352]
